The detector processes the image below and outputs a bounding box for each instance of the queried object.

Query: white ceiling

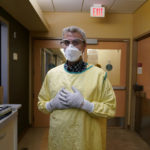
[36,0,147,13]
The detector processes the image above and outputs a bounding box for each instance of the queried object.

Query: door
[135,37,150,144]
[86,41,128,127]
[33,39,64,127]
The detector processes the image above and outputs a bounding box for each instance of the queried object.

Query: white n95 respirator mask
[64,44,82,62]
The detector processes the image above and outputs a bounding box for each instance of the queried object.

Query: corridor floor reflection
[19,127,150,150]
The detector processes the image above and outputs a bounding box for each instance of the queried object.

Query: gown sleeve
[37,73,51,114]
[90,72,116,118]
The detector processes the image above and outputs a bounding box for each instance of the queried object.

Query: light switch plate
[13,53,18,60]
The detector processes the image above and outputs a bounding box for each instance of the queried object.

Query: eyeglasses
[60,38,85,47]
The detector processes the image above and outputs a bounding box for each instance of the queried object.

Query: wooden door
[86,42,128,118]
[33,40,61,127]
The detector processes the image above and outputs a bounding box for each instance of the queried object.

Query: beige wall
[33,0,150,39]
[133,0,150,38]
[31,12,133,39]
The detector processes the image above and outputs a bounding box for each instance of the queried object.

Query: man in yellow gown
[38,26,116,150]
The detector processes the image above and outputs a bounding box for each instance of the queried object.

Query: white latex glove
[60,86,94,113]
[46,88,68,112]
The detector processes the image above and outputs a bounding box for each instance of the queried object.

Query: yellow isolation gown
[38,64,116,150]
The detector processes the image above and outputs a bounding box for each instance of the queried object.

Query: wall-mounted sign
[137,62,143,74]
[90,4,105,17]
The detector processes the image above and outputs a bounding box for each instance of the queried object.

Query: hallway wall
[32,13,133,39]
[133,0,150,38]
[0,7,29,137]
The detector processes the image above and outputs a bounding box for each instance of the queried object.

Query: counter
[0,104,21,150]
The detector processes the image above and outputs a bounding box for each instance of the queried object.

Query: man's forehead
[63,32,83,39]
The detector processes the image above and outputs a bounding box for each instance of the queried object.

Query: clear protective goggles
[60,38,85,47]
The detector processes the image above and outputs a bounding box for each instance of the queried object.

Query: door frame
[31,39,61,127]
[96,38,130,128]
[31,37,130,128]
[131,33,150,130]
[0,16,9,104]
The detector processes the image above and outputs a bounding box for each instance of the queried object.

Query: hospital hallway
[1,0,150,150]
[18,127,150,150]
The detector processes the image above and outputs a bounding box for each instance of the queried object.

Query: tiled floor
[18,127,150,150]
[18,128,49,150]
[106,128,150,150]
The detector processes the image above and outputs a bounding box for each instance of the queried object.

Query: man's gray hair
[62,26,86,41]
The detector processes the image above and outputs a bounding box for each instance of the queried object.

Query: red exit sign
[90,5,105,17]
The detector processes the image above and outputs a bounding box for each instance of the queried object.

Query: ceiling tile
[53,0,83,12]
[36,0,147,13]
[110,0,147,13]
[36,0,53,11]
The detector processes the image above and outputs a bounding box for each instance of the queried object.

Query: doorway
[0,18,9,104]
[32,39,129,128]
[33,39,64,127]
[86,41,129,127]
[133,37,150,145]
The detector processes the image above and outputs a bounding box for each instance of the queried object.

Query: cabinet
[0,104,21,150]
[0,113,17,150]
